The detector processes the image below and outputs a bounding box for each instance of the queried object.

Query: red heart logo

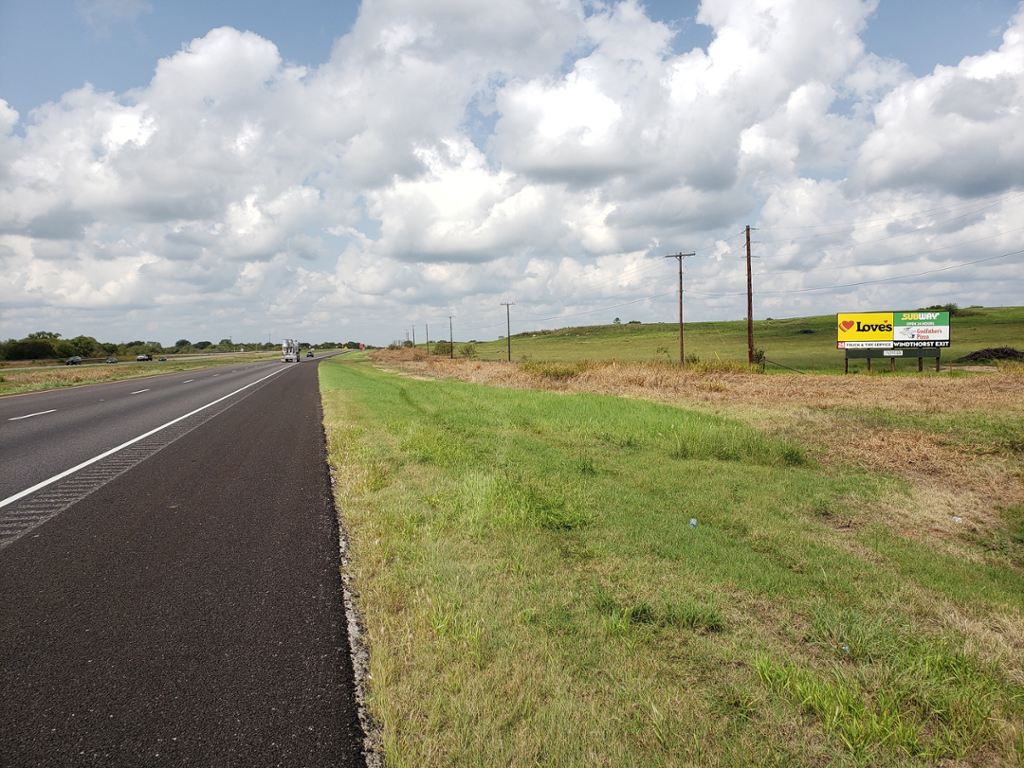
[840,321,855,332]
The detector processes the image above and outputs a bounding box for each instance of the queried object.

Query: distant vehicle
[136,354,152,361]
[66,356,83,365]
[306,350,314,358]
[158,356,167,361]
[106,357,118,364]
[282,339,300,363]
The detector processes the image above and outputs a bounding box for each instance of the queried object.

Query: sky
[1,0,1022,346]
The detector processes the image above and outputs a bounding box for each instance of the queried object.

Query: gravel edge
[333,471,384,768]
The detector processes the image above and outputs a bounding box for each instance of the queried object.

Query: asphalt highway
[1,360,295,502]
[0,356,366,766]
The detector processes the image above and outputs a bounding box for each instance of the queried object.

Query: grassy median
[320,354,1024,767]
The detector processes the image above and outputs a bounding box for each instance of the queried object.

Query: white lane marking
[130,389,149,395]
[183,379,194,383]
[8,409,57,421]
[0,366,293,510]
[212,374,220,377]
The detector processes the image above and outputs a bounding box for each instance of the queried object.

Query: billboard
[837,311,949,350]
[893,311,950,348]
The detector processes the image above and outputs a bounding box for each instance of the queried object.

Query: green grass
[320,354,1024,767]
[440,306,1024,373]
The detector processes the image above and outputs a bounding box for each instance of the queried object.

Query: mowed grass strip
[320,355,1024,767]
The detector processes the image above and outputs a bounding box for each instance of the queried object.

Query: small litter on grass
[690,518,697,528]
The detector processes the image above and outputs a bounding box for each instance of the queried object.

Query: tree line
[0,332,371,361]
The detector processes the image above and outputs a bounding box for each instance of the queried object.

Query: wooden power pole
[448,316,454,359]
[746,225,754,364]
[665,252,695,365]
[501,302,514,362]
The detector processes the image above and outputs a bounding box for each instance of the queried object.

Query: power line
[450,244,1018,336]
[759,189,1024,234]
[755,216,1024,259]
[683,249,1022,298]
[750,225,1024,276]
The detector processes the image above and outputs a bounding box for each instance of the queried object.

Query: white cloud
[853,6,1024,196]
[1,0,1022,345]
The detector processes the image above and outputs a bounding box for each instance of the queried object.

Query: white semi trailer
[282,338,300,362]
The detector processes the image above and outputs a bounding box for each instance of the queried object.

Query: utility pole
[664,252,695,365]
[746,225,754,364]
[501,302,514,362]
[412,326,416,347]
[448,316,454,359]
[425,323,429,355]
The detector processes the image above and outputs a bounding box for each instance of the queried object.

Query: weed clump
[519,360,599,380]
[591,586,724,633]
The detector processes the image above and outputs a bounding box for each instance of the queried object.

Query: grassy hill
[442,306,1024,373]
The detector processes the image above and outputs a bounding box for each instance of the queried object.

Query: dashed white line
[212,374,220,377]
[183,380,194,383]
[0,365,293,510]
[8,410,57,421]
[130,389,150,395]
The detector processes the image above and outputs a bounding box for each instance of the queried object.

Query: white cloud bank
[1,0,1022,344]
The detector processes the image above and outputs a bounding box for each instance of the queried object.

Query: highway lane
[1,359,313,502]
[0,355,365,766]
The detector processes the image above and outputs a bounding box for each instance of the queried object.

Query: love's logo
[837,312,894,343]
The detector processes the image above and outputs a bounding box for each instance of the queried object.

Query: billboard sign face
[837,311,950,349]
[893,311,950,348]
[837,312,893,349]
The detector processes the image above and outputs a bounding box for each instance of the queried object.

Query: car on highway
[158,356,167,361]
[136,354,152,361]
[306,351,314,357]
[106,357,118,364]
[66,356,83,365]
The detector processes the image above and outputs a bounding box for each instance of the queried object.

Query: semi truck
[282,338,300,362]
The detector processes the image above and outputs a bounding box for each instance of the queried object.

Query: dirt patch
[960,347,1024,363]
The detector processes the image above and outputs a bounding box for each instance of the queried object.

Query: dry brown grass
[372,349,1023,414]
[370,350,1024,552]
